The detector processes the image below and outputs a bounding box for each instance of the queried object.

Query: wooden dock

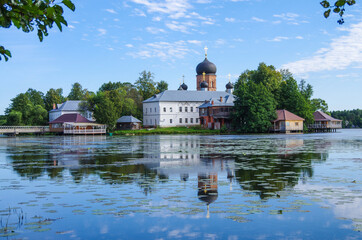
[0,126,49,135]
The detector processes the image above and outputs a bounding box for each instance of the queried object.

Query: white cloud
[97,28,107,36]
[152,16,162,21]
[165,21,195,33]
[273,12,307,25]
[268,36,289,42]
[252,17,266,22]
[282,22,362,76]
[296,36,303,40]
[130,0,191,19]
[196,0,212,3]
[187,40,202,45]
[105,9,117,14]
[128,40,192,60]
[146,27,166,34]
[125,44,134,48]
[133,8,146,17]
[225,17,235,22]
[233,38,244,42]
[68,25,75,29]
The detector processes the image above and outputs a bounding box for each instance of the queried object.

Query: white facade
[143,101,202,127]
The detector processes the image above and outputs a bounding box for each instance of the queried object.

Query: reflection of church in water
[138,135,235,217]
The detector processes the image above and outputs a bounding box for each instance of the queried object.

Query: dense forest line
[331,109,362,128]
[1,71,167,129]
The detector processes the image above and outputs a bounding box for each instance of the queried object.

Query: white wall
[143,101,202,127]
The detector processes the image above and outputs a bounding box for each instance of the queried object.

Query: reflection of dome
[196,58,217,75]
[226,82,234,89]
[200,81,208,88]
[198,189,218,205]
[181,83,188,90]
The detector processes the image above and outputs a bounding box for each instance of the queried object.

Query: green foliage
[233,63,323,133]
[233,78,276,133]
[44,88,65,111]
[68,82,88,100]
[0,115,7,125]
[0,0,75,61]
[331,109,362,128]
[311,98,329,113]
[320,0,356,24]
[93,95,118,131]
[7,111,22,125]
[135,71,157,101]
[99,81,124,92]
[156,80,168,93]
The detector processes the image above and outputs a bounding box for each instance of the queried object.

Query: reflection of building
[142,48,235,128]
[198,173,218,218]
[271,109,304,133]
[309,110,342,132]
[49,100,93,122]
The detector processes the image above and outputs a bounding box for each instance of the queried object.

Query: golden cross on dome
[204,46,208,57]
[228,73,231,82]
[182,75,185,83]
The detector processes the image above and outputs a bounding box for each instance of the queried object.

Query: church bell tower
[196,47,217,91]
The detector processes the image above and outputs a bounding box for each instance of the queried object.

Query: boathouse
[309,110,342,132]
[116,116,141,130]
[271,109,304,133]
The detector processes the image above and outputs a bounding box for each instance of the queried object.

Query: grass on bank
[113,126,222,135]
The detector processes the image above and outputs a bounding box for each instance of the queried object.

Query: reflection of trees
[234,152,328,199]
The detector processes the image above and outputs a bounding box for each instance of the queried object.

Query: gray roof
[49,100,84,112]
[198,94,235,108]
[117,116,141,123]
[143,90,232,103]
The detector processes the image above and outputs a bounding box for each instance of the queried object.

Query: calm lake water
[0,130,361,239]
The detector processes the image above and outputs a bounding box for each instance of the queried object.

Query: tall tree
[135,71,157,101]
[156,80,168,93]
[68,82,87,100]
[311,98,329,113]
[0,0,75,61]
[44,88,65,111]
[233,78,276,133]
[25,88,45,107]
[99,81,124,92]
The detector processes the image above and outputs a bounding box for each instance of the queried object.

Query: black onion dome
[226,82,234,89]
[200,81,208,88]
[181,83,188,90]
[196,58,217,75]
[178,85,183,90]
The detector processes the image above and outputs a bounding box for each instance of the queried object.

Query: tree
[44,88,65,111]
[0,0,75,61]
[99,81,124,92]
[68,82,87,100]
[7,111,22,125]
[321,0,356,24]
[135,71,157,101]
[156,80,168,93]
[311,98,329,113]
[26,88,45,107]
[233,78,276,133]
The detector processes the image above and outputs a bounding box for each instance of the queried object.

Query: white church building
[143,48,234,128]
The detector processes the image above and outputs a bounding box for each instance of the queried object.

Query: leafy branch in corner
[321,0,356,24]
[0,0,75,61]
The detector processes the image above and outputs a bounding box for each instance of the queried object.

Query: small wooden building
[49,113,106,135]
[309,110,342,132]
[116,116,141,130]
[271,109,304,133]
[198,95,235,130]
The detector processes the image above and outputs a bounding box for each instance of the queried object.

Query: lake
[0,130,361,239]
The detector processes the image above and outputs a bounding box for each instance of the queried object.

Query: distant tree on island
[232,63,327,133]
[0,0,75,61]
[331,109,362,128]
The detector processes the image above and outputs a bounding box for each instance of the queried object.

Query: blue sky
[1,0,362,114]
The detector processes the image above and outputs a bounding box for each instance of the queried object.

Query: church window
[179,118,182,123]
[211,81,213,87]
[150,108,152,113]
[163,107,166,112]
[196,118,199,123]
[191,107,193,112]
[170,107,173,112]
[185,107,188,112]
[170,119,172,124]
[145,108,147,113]
[191,118,193,123]
[155,107,156,112]
[155,119,157,125]
[179,107,182,112]
[185,118,188,123]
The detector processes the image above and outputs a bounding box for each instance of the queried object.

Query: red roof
[313,111,342,121]
[274,109,304,122]
[49,113,93,124]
